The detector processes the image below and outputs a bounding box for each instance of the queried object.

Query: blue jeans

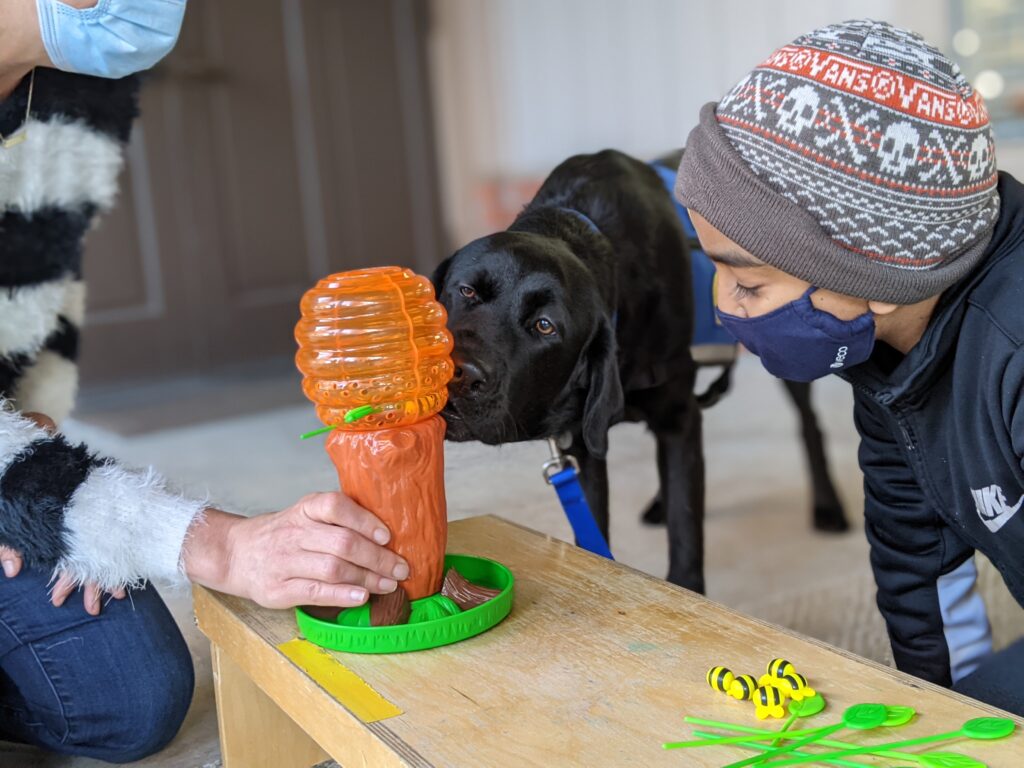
[0,568,194,762]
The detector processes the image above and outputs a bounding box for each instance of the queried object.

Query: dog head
[432,230,623,457]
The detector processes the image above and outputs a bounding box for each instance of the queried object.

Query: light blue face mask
[36,0,187,79]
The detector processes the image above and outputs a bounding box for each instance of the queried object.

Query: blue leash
[543,438,614,560]
[544,209,614,559]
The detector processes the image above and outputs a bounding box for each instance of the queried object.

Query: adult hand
[183,493,409,610]
[50,572,127,615]
[7,411,127,615]
[1,543,125,615]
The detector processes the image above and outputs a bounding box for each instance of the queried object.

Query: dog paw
[813,504,850,533]
[640,495,665,526]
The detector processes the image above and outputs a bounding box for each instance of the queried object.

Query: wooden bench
[193,515,1022,767]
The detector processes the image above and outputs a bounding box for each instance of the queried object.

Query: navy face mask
[716,287,875,382]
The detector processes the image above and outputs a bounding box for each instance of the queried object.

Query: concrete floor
[2,355,1021,767]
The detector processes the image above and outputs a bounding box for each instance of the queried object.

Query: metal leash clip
[542,436,579,484]
[540,434,614,559]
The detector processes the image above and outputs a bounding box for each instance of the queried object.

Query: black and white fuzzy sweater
[0,69,204,589]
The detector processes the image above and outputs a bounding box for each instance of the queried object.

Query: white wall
[429,0,1020,245]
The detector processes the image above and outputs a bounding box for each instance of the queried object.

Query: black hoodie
[841,172,1024,687]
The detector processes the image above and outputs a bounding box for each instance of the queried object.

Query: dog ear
[430,256,452,298]
[581,317,624,458]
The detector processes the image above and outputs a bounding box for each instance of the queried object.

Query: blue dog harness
[649,162,737,355]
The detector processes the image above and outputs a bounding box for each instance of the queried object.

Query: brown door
[80,0,444,384]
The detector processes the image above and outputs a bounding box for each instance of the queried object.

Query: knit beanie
[677,19,999,304]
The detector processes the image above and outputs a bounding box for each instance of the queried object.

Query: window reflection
[951,0,1024,137]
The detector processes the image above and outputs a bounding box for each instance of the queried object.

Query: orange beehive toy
[295,267,454,600]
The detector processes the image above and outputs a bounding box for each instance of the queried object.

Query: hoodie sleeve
[0,405,205,590]
[854,389,992,686]
[1002,346,1024,474]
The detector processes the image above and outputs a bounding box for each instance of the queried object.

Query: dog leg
[780,379,849,533]
[640,489,665,526]
[657,397,706,594]
[565,441,611,545]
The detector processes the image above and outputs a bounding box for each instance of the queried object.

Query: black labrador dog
[433,149,847,593]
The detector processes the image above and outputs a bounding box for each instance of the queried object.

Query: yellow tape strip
[277,638,403,723]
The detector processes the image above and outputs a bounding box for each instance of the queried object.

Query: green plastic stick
[721,704,891,768]
[691,730,869,768]
[722,722,847,768]
[751,718,1016,768]
[773,712,799,747]
[663,723,854,750]
[344,405,379,423]
[300,405,380,440]
[682,717,930,763]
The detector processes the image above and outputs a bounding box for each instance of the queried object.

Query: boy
[677,19,1022,715]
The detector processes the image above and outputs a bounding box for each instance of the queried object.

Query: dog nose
[450,355,488,396]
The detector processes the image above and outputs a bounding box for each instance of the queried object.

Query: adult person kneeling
[0,1,408,760]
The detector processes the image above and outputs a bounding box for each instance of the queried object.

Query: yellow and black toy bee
[754,684,786,719]
[707,666,735,694]
[728,674,759,701]
[778,672,816,702]
[766,658,795,678]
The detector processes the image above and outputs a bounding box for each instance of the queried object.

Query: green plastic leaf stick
[721,704,890,768]
[918,754,988,768]
[721,722,849,768]
[344,405,379,423]
[747,717,1016,768]
[663,723,865,750]
[299,424,336,440]
[683,717,978,765]
[773,712,799,747]
[789,693,827,718]
[691,730,871,768]
[299,405,380,440]
[883,706,917,727]
[666,703,909,752]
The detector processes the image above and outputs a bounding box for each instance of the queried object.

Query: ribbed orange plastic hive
[295,267,454,429]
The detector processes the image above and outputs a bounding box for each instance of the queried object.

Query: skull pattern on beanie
[714,19,998,271]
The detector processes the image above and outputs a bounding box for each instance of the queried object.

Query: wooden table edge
[193,585,432,767]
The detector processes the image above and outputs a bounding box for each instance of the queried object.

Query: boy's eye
[733,282,762,299]
[534,318,557,335]
[459,285,476,299]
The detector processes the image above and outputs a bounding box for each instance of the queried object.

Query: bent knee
[69,641,195,762]
[111,655,194,762]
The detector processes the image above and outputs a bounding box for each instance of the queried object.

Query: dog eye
[534,318,557,336]
[459,285,476,299]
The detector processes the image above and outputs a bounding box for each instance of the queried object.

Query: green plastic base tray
[295,554,514,654]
